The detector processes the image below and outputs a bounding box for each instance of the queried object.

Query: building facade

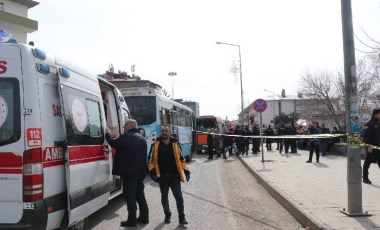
[242,89,341,129]
[0,0,38,43]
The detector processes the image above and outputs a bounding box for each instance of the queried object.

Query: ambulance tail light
[23,148,44,202]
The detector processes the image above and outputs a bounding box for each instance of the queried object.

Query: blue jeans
[224,145,238,157]
[123,177,149,221]
[158,174,185,219]
[321,141,328,155]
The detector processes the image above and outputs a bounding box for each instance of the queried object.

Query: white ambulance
[0,41,130,229]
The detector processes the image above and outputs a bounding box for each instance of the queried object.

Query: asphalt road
[88,154,302,230]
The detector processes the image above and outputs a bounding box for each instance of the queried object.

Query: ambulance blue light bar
[36,63,50,74]
[6,38,17,44]
[32,48,46,60]
[58,67,70,78]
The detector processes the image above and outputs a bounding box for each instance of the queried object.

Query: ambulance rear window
[61,86,103,146]
[0,78,21,146]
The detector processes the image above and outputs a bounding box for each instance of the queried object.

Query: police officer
[265,125,274,150]
[277,124,286,154]
[289,122,297,153]
[362,108,380,184]
[234,125,243,154]
[207,129,215,159]
[251,124,260,154]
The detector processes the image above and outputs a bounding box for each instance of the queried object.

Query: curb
[238,156,332,230]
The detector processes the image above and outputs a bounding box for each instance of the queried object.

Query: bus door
[57,67,110,226]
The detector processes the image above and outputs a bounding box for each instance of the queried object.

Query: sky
[28,0,380,120]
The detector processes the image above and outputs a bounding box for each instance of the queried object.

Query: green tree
[274,112,300,126]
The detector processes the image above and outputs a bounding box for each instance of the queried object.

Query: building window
[0,3,3,11]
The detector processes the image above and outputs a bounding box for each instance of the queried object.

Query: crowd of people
[206,122,345,162]
[103,108,380,227]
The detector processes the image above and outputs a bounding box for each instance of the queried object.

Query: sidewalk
[238,149,380,230]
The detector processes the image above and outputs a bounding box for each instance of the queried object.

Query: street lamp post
[168,72,177,99]
[216,42,244,123]
[264,89,276,128]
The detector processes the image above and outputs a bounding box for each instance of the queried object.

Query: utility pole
[340,0,370,217]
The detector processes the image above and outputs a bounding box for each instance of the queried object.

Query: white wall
[1,24,26,43]
[1,0,28,17]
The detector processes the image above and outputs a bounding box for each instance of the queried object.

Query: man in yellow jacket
[148,125,190,225]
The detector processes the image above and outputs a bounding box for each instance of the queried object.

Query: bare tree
[298,54,380,128]
[298,69,343,127]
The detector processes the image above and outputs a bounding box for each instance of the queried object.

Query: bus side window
[172,111,178,126]
[161,109,171,125]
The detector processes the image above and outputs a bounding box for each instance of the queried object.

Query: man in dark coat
[277,124,286,154]
[320,124,331,155]
[306,121,321,163]
[207,129,215,159]
[362,108,380,184]
[234,125,243,154]
[106,119,149,227]
[251,124,260,154]
[222,128,234,159]
[289,122,297,153]
[265,125,274,150]
[242,125,251,155]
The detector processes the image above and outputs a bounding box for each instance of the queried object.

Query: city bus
[121,86,195,162]
[195,115,226,153]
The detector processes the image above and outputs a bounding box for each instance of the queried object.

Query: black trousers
[159,174,185,220]
[123,177,149,221]
[290,139,297,153]
[363,151,380,179]
[308,143,320,162]
[208,144,214,159]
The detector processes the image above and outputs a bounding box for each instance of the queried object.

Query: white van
[0,41,129,229]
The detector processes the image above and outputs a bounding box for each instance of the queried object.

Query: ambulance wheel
[68,217,89,230]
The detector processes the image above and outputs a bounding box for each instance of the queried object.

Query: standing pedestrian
[207,129,215,159]
[289,122,297,153]
[242,125,251,155]
[234,125,243,155]
[284,123,291,153]
[306,121,321,163]
[222,128,235,158]
[362,108,380,184]
[277,124,286,154]
[265,125,274,150]
[148,125,190,225]
[251,124,260,154]
[320,124,331,155]
[105,119,149,227]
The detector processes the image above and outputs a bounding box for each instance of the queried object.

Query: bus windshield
[124,96,156,125]
[196,117,217,131]
[0,78,21,146]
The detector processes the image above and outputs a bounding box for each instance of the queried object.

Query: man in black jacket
[362,109,380,184]
[265,125,274,150]
[106,119,149,227]
[251,124,260,154]
[277,124,286,154]
[222,128,234,159]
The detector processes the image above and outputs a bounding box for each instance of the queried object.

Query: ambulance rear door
[56,64,110,226]
[0,43,24,224]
